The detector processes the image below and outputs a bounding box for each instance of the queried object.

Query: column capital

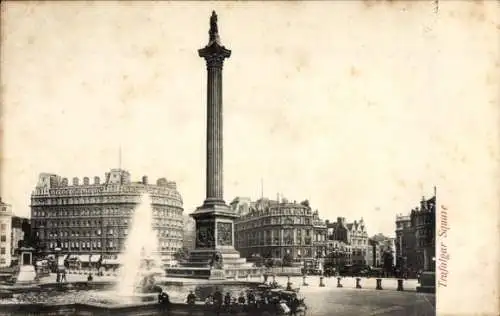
[198,43,231,68]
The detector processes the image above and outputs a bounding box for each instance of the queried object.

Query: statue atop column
[208,11,221,45]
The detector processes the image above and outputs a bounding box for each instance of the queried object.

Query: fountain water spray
[115,193,164,298]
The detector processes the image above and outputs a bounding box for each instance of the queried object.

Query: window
[0,247,6,254]
[0,224,5,231]
[0,235,6,242]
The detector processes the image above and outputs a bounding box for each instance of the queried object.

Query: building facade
[395,192,436,274]
[411,196,436,271]
[0,198,13,267]
[370,233,396,268]
[326,217,369,266]
[366,239,378,267]
[30,169,184,265]
[325,239,351,267]
[395,214,415,271]
[234,198,327,263]
[347,219,369,265]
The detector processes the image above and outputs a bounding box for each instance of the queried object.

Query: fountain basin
[0,280,261,307]
[0,301,287,316]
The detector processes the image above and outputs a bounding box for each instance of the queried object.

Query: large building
[395,191,436,274]
[30,169,184,266]
[0,198,13,267]
[411,195,436,271]
[326,217,369,266]
[234,197,327,263]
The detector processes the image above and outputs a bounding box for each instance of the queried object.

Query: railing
[264,266,302,276]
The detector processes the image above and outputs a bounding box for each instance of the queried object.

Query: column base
[191,202,238,219]
[202,198,227,208]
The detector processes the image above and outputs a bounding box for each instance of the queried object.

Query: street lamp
[54,247,62,282]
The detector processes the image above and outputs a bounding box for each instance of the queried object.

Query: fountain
[95,193,164,304]
[116,193,163,294]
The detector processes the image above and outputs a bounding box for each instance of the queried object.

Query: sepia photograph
[0,1,498,315]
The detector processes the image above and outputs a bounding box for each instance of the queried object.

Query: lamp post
[54,247,61,283]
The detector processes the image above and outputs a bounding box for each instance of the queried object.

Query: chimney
[61,178,68,186]
[72,177,79,186]
[142,176,148,185]
[83,177,89,186]
[94,176,100,185]
[157,178,167,186]
[167,181,177,190]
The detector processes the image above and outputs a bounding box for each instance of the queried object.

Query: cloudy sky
[1,1,497,243]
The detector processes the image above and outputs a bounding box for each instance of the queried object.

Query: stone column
[198,11,231,207]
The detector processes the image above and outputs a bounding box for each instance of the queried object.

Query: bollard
[356,277,362,289]
[319,276,325,287]
[397,279,404,291]
[303,275,309,286]
[376,278,383,290]
[336,277,343,288]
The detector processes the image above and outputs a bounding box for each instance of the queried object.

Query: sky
[1,0,498,243]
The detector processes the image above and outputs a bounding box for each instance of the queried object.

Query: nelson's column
[167,11,254,279]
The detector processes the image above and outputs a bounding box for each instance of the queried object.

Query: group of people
[156,282,305,315]
[185,287,304,315]
[201,289,257,308]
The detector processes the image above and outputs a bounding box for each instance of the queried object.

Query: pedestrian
[238,292,246,305]
[224,292,232,306]
[186,290,196,305]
